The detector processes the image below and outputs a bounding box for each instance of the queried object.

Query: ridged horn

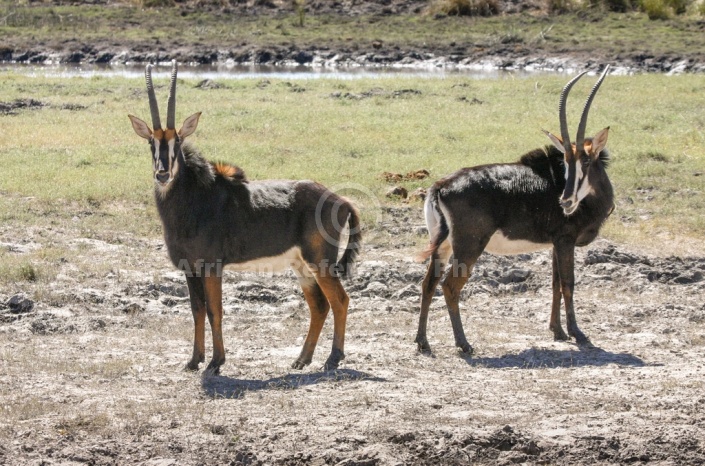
[558,70,588,157]
[145,64,161,130]
[166,60,177,130]
[575,65,610,156]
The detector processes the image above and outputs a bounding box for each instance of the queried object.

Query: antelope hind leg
[292,277,331,370]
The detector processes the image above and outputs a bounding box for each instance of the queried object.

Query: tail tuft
[335,204,361,279]
[417,188,449,262]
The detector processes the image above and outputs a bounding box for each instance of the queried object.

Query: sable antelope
[417,66,613,354]
[128,62,360,373]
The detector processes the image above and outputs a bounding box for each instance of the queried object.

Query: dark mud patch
[0,98,46,115]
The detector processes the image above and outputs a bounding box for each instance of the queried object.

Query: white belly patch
[485,231,551,255]
[225,247,303,274]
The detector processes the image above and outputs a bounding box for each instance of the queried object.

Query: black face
[561,149,596,216]
[150,129,181,189]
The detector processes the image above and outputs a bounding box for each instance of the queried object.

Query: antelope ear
[542,129,565,154]
[128,115,152,140]
[590,127,610,159]
[179,112,202,139]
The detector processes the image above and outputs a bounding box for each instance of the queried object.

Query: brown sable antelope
[128,61,360,373]
[417,66,613,354]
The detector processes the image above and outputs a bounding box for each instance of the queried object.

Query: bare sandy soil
[1,203,704,465]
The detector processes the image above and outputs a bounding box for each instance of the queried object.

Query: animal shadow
[462,344,648,369]
[201,369,386,399]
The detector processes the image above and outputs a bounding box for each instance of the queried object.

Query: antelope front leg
[185,275,207,370]
[555,240,589,345]
[550,249,569,341]
[203,274,226,374]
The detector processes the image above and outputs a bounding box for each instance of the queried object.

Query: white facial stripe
[576,170,594,201]
[153,139,161,171]
[168,139,176,173]
[572,162,583,202]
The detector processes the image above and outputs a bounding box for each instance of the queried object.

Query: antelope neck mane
[180,143,247,187]
[519,145,611,170]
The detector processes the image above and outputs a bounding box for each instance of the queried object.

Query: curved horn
[558,70,588,156]
[575,65,610,155]
[166,60,178,130]
[145,64,161,130]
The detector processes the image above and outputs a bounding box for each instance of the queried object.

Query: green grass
[0,72,704,256]
[1,1,705,64]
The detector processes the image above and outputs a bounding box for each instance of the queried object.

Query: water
[0,62,550,80]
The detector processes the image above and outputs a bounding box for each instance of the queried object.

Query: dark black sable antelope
[417,66,614,354]
[128,62,360,373]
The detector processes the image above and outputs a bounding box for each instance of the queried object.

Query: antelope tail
[335,204,361,279]
[419,187,449,262]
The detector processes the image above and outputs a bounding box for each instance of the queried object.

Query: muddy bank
[3,0,705,73]
[7,38,705,74]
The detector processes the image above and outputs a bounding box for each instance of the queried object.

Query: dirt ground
[1,202,704,465]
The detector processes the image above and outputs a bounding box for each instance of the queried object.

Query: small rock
[195,79,224,90]
[673,272,703,284]
[405,169,430,180]
[394,284,417,299]
[409,187,427,202]
[499,269,531,284]
[414,226,428,236]
[361,281,387,298]
[159,284,189,298]
[294,51,314,64]
[520,440,542,456]
[388,432,415,444]
[8,294,34,314]
[380,172,403,182]
[233,281,264,292]
[122,303,145,315]
[386,186,408,199]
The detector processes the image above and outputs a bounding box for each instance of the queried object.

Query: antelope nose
[560,198,573,209]
[156,171,170,183]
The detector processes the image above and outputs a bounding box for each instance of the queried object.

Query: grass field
[0,71,704,289]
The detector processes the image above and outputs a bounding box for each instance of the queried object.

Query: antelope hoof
[185,360,200,371]
[204,360,223,376]
[415,335,432,354]
[323,348,345,371]
[572,330,591,346]
[457,341,473,355]
[552,328,569,341]
[291,358,310,370]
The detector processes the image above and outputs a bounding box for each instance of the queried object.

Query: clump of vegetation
[432,0,500,16]
[587,0,635,12]
[638,151,671,163]
[134,0,175,8]
[546,0,577,14]
[19,263,37,282]
[294,0,306,27]
[640,0,691,18]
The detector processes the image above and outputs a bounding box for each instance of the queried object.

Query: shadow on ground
[202,369,386,398]
[461,345,648,369]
